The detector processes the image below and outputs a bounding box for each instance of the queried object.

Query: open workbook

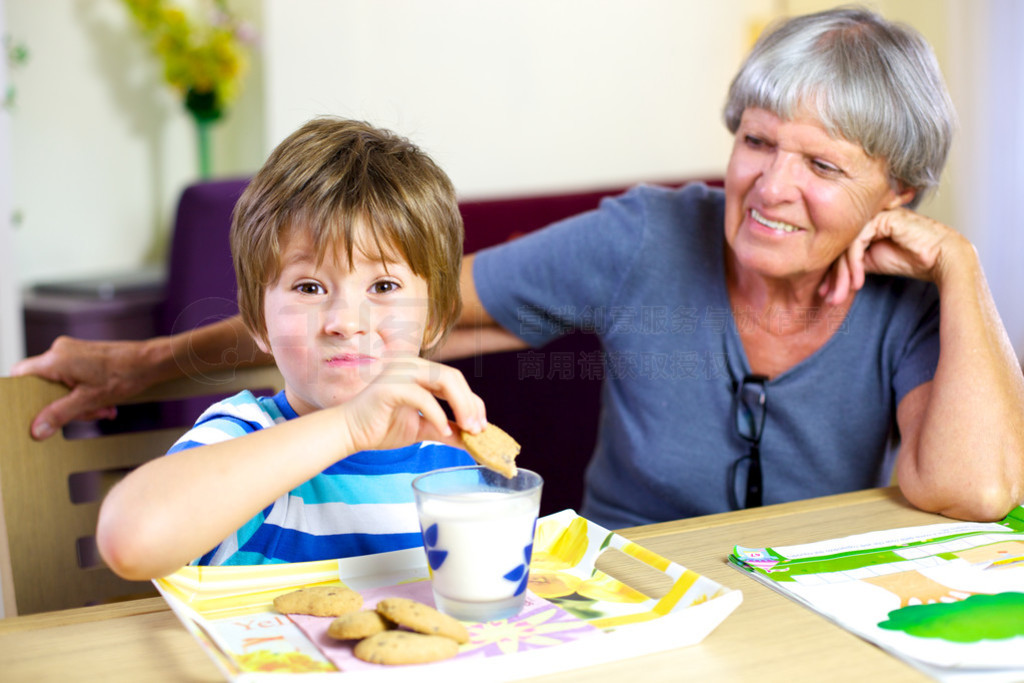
[730,506,1024,682]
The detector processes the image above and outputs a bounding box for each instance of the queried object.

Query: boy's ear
[421,328,445,357]
[420,313,452,358]
[252,326,272,356]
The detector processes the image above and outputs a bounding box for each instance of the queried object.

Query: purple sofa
[160,179,249,337]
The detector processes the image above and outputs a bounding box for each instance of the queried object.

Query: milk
[416,488,540,621]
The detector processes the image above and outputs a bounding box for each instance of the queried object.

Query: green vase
[194,116,213,180]
[186,89,222,180]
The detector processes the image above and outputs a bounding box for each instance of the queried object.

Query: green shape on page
[878,591,1024,643]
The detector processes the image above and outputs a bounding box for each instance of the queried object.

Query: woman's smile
[749,208,802,235]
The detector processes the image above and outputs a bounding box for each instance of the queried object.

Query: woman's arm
[835,209,1024,520]
[431,253,530,361]
[14,255,522,435]
[12,315,271,439]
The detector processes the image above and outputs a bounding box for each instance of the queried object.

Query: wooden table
[0,487,940,682]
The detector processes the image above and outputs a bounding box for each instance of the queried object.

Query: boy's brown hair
[230,117,463,355]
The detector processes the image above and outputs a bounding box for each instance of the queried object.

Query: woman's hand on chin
[819,208,966,305]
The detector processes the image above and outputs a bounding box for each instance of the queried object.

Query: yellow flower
[234,649,334,673]
[531,516,590,570]
[121,0,251,120]
[528,569,582,599]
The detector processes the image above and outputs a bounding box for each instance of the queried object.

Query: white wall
[3,0,1021,360]
[0,0,23,374]
[5,0,263,290]
[0,0,15,621]
[4,0,768,296]
[263,0,764,199]
[946,0,1024,356]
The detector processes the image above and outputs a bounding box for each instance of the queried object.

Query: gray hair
[723,6,956,208]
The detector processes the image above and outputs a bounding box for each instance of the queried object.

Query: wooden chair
[0,365,284,617]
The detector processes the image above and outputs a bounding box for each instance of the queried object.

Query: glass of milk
[412,465,543,622]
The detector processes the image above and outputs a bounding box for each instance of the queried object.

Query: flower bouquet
[122,0,254,178]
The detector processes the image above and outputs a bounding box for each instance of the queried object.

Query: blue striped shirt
[167,390,474,565]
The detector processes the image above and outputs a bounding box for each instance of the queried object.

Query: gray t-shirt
[473,183,939,528]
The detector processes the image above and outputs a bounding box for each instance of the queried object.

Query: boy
[97,117,487,580]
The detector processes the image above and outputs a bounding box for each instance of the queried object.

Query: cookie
[460,423,520,478]
[272,585,362,617]
[375,597,470,644]
[353,630,459,665]
[326,610,393,640]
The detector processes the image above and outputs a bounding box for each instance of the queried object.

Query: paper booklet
[729,505,1024,682]
[155,510,742,681]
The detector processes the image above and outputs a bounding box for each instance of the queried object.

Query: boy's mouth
[326,353,376,367]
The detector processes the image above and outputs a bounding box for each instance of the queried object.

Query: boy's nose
[322,300,366,337]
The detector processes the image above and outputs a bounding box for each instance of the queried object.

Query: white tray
[155,510,742,680]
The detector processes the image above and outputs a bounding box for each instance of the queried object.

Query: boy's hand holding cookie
[337,358,487,455]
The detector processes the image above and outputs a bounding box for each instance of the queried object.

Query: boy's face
[257,223,430,416]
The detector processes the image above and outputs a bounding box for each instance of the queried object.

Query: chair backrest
[0,365,284,617]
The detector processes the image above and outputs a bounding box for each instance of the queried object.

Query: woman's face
[724,107,912,285]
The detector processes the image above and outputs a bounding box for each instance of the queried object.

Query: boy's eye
[371,280,400,295]
[296,282,325,295]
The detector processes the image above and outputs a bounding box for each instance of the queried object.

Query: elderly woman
[15,8,1024,528]
[456,7,1024,527]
